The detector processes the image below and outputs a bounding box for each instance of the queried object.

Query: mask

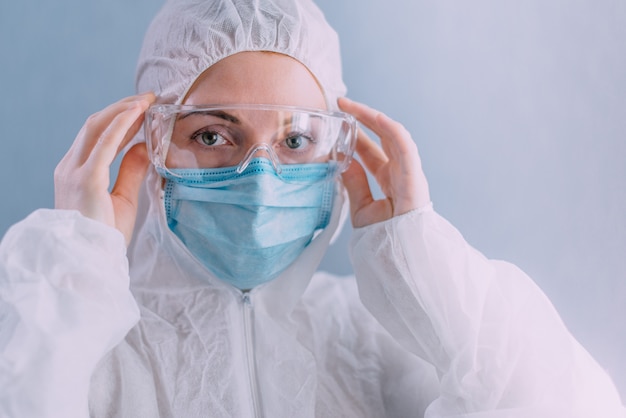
[160,158,336,289]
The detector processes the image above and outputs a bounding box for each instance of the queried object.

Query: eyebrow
[178,110,240,124]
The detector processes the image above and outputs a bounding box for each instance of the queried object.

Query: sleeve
[350,205,625,417]
[0,209,140,418]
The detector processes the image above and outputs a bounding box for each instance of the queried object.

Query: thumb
[111,142,150,245]
[342,159,388,227]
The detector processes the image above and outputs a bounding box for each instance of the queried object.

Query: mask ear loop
[236,144,283,175]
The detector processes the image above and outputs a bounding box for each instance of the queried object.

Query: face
[159,51,332,170]
[183,51,327,109]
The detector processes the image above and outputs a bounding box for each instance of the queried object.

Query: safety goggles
[144,104,357,179]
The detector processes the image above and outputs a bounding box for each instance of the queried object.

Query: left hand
[338,97,431,228]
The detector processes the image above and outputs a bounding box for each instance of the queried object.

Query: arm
[1,93,155,417]
[0,210,140,417]
[351,206,624,416]
[339,98,625,416]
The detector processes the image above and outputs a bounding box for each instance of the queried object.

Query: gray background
[1,0,624,401]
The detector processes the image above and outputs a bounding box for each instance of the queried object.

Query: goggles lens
[145,104,357,177]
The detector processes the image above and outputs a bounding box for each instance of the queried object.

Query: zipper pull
[242,291,252,305]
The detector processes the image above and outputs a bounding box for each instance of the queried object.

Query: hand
[338,97,431,228]
[54,93,156,245]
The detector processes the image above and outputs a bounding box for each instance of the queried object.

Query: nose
[236,143,282,174]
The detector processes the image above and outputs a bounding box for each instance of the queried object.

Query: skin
[54,51,431,244]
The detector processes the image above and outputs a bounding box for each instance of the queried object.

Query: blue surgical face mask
[159,158,336,290]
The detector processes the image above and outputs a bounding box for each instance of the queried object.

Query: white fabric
[1,186,625,416]
[136,0,346,108]
[1,0,625,415]
[0,211,140,417]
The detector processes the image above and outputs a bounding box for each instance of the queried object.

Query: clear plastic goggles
[144,104,357,178]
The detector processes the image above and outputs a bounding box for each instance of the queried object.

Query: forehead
[182,52,327,110]
[175,106,325,133]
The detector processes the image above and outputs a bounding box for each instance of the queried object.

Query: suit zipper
[242,292,263,417]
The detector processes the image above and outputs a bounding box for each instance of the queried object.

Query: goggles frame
[144,103,358,178]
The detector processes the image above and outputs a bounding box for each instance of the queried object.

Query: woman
[0,0,623,416]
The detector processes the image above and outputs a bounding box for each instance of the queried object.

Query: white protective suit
[0,0,624,417]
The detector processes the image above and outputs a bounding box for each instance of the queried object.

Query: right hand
[54,93,156,245]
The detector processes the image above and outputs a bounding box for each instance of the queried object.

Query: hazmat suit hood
[135,0,346,107]
[128,0,350,311]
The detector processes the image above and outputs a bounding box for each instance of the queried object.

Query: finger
[71,93,155,164]
[375,112,420,166]
[341,159,392,227]
[339,97,410,162]
[354,127,388,176]
[114,105,149,157]
[88,98,152,171]
[338,97,399,163]
[111,143,150,245]
[342,158,374,217]
[338,97,383,136]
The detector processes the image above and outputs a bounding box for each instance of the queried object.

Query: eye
[285,135,303,149]
[284,133,314,150]
[191,130,228,147]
